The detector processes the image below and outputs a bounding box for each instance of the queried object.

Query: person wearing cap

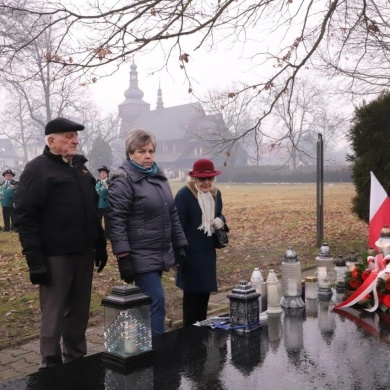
[14,117,108,369]
[95,166,110,235]
[1,169,18,232]
[107,128,187,336]
[174,158,227,326]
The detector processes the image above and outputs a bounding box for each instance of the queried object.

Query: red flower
[362,270,371,280]
[378,293,386,303]
[386,281,390,291]
[349,278,361,289]
[351,268,359,278]
[382,295,390,308]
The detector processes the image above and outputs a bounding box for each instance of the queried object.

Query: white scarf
[195,183,215,236]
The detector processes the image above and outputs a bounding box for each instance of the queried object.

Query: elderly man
[14,117,108,369]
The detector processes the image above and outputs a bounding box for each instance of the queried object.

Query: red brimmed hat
[189,159,221,178]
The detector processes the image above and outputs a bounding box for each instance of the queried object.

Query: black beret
[45,117,85,135]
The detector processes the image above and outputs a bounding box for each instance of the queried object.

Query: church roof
[129,102,207,141]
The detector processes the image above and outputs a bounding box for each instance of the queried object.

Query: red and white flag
[369,172,390,249]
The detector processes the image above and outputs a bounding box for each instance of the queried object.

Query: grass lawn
[0,182,368,349]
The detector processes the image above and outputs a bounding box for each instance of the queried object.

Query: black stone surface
[2,303,390,390]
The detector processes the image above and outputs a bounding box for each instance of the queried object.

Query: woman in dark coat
[175,158,227,326]
[108,128,187,336]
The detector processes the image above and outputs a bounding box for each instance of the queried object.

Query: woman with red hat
[175,158,227,326]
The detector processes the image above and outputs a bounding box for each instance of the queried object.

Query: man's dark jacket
[14,146,106,268]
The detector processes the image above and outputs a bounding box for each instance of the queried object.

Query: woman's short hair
[125,128,156,156]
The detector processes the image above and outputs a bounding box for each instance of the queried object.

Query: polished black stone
[2,302,390,390]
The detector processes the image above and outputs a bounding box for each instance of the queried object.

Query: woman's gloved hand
[212,217,224,230]
[174,246,188,271]
[117,254,134,284]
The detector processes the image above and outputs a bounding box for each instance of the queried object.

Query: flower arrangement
[343,256,390,314]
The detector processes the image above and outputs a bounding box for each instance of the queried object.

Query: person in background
[14,117,107,369]
[1,169,17,232]
[175,158,226,326]
[96,166,110,235]
[108,128,187,336]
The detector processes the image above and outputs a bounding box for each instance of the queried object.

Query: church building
[116,60,248,178]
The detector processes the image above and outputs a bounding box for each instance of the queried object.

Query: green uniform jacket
[0,180,17,207]
[95,179,109,209]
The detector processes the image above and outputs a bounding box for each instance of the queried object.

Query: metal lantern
[101,285,153,368]
[227,281,261,334]
[315,243,335,285]
[280,247,305,308]
[375,226,390,257]
[266,270,283,314]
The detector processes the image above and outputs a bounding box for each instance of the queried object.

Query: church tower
[156,81,164,111]
[118,59,150,136]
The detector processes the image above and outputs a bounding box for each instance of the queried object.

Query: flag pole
[317,133,324,247]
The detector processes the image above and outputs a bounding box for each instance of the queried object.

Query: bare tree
[201,87,258,165]
[0,0,388,152]
[0,13,124,162]
[268,79,347,170]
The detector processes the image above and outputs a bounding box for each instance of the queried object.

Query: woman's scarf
[195,182,215,237]
[130,159,158,176]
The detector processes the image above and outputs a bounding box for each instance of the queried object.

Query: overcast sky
[89,44,264,114]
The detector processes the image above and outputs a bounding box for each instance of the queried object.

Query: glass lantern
[101,285,153,368]
[346,251,359,269]
[305,276,318,299]
[317,266,333,300]
[266,270,283,314]
[280,247,305,308]
[334,255,348,293]
[227,280,261,334]
[375,225,390,257]
[315,243,335,285]
[250,267,268,321]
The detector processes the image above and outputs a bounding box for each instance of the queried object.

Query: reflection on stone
[283,308,304,366]
[305,298,318,317]
[318,300,336,345]
[230,330,262,376]
[104,366,153,390]
[267,313,283,352]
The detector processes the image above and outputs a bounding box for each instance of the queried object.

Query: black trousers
[2,206,15,231]
[183,291,210,326]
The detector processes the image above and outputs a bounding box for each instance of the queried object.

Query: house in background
[115,60,248,178]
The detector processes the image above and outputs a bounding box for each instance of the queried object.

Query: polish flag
[369,172,390,249]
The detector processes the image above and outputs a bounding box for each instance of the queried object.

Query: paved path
[0,268,315,384]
